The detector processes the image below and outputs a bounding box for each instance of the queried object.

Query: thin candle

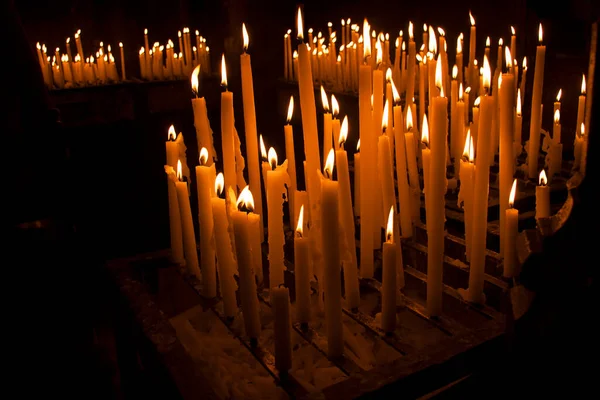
[504,179,519,277]
[284,96,298,225]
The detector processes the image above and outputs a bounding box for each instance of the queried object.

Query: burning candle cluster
[163,7,590,375]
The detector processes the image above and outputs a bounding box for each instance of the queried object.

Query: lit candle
[467,56,493,304]
[211,173,238,318]
[379,102,397,234]
[514,89,523,156]
[321,150,343,358]
[359,19,375,279]
[284,33,290,81]
[499,47,515,256]
[549,110,562,181]
[554,88,562,114]
[464,86,471,127]
[354,140,361,216]
[404,108,421,223]
[165,126,184,264]
[406,22,416,108]
[174,160,201,280]
[579,123,587,176]
[456,33,464,86]
[417,55,426,131]
[294,205,311,324]
[458,133,475,261]
[272,286,292,373]
[65,37,74,83]
[527,24,546,179]
[510,26,517,63]
[240,24,264,235]
[232,187,262,342]
[391,81,412,237]
[382,207,397,333]
[520,57,527,103]
[450,65,460,176]
[372,39,384,238]
[421,116,431,211]
[336,117,360,309]
[220,55,237,192]
[320,86,333,163]
[536,170,550,219]
[468,12,476,86]
[455,83,466,176]
[75,30,85,80]
[576,75,586,138]
[196,148,217,298]
[118,42,126,81]
[284,97,297,223]
[266,148,288,289]
[504,179,519,277]
[191,66,216,164]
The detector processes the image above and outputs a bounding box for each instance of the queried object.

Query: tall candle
[549,110,562,180]
[266,148,288,289]
[404,108,421,223]
[272,286,292,373]
[527,25,546,179]
[514,89,523,156]
[320,86,333,163]
[467,56,493,304]
[294,205,311,324]
[580,124,587,176]
[336,117,360,309]
[458,133,475,262]
[359,19,375,279]
[75,30,85,80]
[232,187,261,341]
[284,97,297,222]
[212,173,238,318]
[520,57,527,104]
[196,148,217,298]
[406,23,416,108]
[576,75,586,138]
[456,84,466,177]
[191,66,216,165]
[240,24,264,236]
[392,82,412,237]
[118,42,126,81]
[456,34,464,86]
[468,12,476,86]
[504,179,519,277]
[382,207,397,333]
[321,150,343,358]
[165,126,184,264]
[378,103,397,234]
[535,170,550,219]
[421,118,431,211]
[354,141,361,216]
[372,41,385,237]
[220,55,237,192]
[450,66,459,176]
[499,49,515,256]
[174,160,201,280]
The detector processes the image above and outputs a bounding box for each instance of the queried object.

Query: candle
[536,170,550,219]
[354,140,361,216]
[118,42,126,81]
[165,126,184,264]
[421,117,431,212]
[574,122,584,173]
[520,57,527,103]
[336,117,360,309]
[467,56,493,304]
[468,12,476,86]
[75,30,85,80]
[456,34,464,86]
[321,150,343,358]
[294,205,311,324]
[284,33,290,81]
[514,89,523,156]
[266,148,288,289]
[174,160,201,280]
[359,19,375,279]
[576,75,586,138]
[284,97,297,222]
[196,148,217,298]
[510,27,517,63]
[549,110,562,181]
[331,96,341,150]
[499,48,515,256]
[65,37,74,84]
[527,25,546,179]
[382,207,397,333]
[272,286,292,373]
[580,124,587,176]
[212,173,238,318]
[417,55,426,131]
[232,187,261,341]
[191,66,216,165]
[379,102,397,229]
[391,82,412,237]
[450,65,459,176]
[456,83,466,175]
[464,86,471,126]
[404,108,421,223]
[458,133,475,262]
[504,179,519,277]
[406,22,416,108]
[320,86,333,163]
[372,41,384,237]
[239,25,265,238]
[220,55,237,192]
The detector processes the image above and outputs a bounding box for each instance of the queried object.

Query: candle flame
[554,109,560,124]
[331,95,339,117]
[463,129,471,158]
[469,136,475,162]
[293,50,298,59]
[391,79,400,104]
[511,26,516,35]
[539,170,547,186]
[323,148,336,179]
[386,206,394,243]
[581,123,585,136]
[538,24,543,43]
[220,54,227,87]
[236,185,255,212]
[485,36,490,47]
[260,134,267,160]
[191,65,200,94]
[339,115,349,146]
[168,125,177,141]
[402,41,406,51]
[341,19,345,26]
[395,37,399,48]
[498,38,503,46]
[199,147,209,165]
[296,205,305,236]
[469,11,475,26]
[406,107,413,130]
[382,101,389,131]
[428,26,437,53]
[215,172,224,196]
[517,89,522,115]
[498,74,502,89]
[522,57,527,69]
[139,47,144,55]
[320,86,330,112]
[286,96,294,122]
[363,19,371,60]
[421,115,430,146]
[465,86,471,94]
[505,46,512,68]
[435,55,443,95]
[437,27,445,36]
[452,65,458,79]
[581,74,586,94]
[297,8,303,40]
[459,83,464,100]
[356,138,361,151]
[119,42,123,48]
[268,147,278,170]
[474,96,481,107]
[376,39,382,66]
[423,23,428,32]
[408,21,414,39]
[75,54,80,62]
[177,159,183,181]
[483,55,491,90]
[509,179,517,206]
[416,54,422,63]
[386,67,392,82]
[457,36,462,53]
[242,23,249,51]
[337,54,341,62]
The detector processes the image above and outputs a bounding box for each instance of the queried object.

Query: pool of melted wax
[170,305,287,400]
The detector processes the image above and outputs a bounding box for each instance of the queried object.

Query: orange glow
[452,65,458,79]
[517,89,522,115]
[331,95,339,117]
[402,41,406,51]
[286,96,294,123]
[408,21,414,39]
[539,170,547,186]
[581,74,586,94]
[324,148,335,178]
[215,173,224,196]
[339,115,349,146]
[177,160,183,181]
[459,83,464,100]
[465,86,471,94]
[363,19,371,60]
[356,138,361,151]
[395,37,399,48]
[485,36,490,47]
[463,130,471,158]
[511,26,516,35]
[522,57,527,70]
[421,114,430,146]
[199,147,209,165]
[236,185,255,211]
[168,125,177,141]
[268,147,278,170]
[242,23,249,51]
[457,36,462,53]
[296,205,305,236]
[386,67,392,82]
[474,96,481,107]
[221,54,227,87]
[428,26,436,53]
[505,47,512,68]
[554,109,560,124]
[581,123,585,136]
[260,134,267,160]
[556,89,562,102]
[423,23,427,32]
[538,24,543,43]
[376,39,383,65]
[435,55,444,96]
[469,136,475,163]
[191,65,200,95]
[469,11,475,26]
[382,100,389,131]
[509,179,517,207]
[297,8,303,40]
[482,55,491,90]
[406,107,413,130]
[498,38,503,46]
[437,27,445,36]
[320,85,330,112]
[386,206,394,243]
[392,79,400,104]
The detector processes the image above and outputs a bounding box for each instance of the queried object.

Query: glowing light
[539,170,547,186]
[297,7,304,40]
[498,38,503,46]
[469,136,475,162]
[486,36,490,47]
[382,100,389,131]
[538,24,543,43]
[386,67,392,83]
[459,83,464,100]
[452,65,458,79]
[386,206,394,243]
[435,55,444,96]
[221,54,227,87]
[331,95,339,117]
[505,47,512,68]
[554,109,560,124]
[260,135,267,160]
[457,36,462,53]
[511,26,516,35]
[474,96,481,107]
[376,39,382,65]
[469,11,475,26]
[428,26,437,53]
[437,27,445,36]
[320,86,330,112]
[191,65,200,95]
[517,89,522,115]
[463,130,471,158]
[483,55,491,90]
[215,173,224,196]
[556,89,562,102]
[242,23,249,51]
[392,79,400,104]
[581,74,586,94]
[199,147,209,165]
[236,186,255,211]
[268,147,278,170]
[356,138,361,151]
[177,160,183,181]
[324,149,335,179]
[421,114,429,146]
[339,115,349,146]
[296,205,305,236]
[406,107,413,130]
[168,125,177,141]
[363,19,371,60]
[286,96,294,123]
[522,57,527,70]
[581,123,585,136]
[509,179,517,207]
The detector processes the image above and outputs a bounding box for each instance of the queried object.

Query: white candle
[284,97,297,223]
[321,150,343,358]
[196,148,217,298]
[536,170,550,219]
[165,126,184,264]
[504,179,519,278]
[527,25,546,179]
[174,160,201,280]
[372,42,384,238]
[272,286,292,373]
[266,148,288,289]
[294,205,311,324]
[381,207,397,333]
